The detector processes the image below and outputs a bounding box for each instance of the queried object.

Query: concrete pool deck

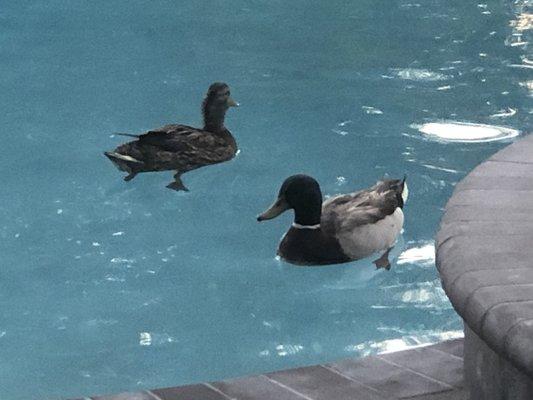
[79,338,465,400]
[436,133,533,399]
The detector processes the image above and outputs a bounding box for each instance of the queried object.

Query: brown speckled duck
[257,174,408,269]
[104,82,238,191]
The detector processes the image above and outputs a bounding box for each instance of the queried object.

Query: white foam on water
[397,242,435,265]
[362,106,383,114]
[420,163,461,174]
[401,289,431,303]
[110,257,135,264]
[139,332,176,346]
[344,330,463,356]
[332,120,353,136]
[276,344,304,356]
[417,121,520,142]
[490,108,517,118]
[139,332,152,346]
[336,176,347,186]
[393,68,448,81]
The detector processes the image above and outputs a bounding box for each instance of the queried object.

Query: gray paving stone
[92,392,156,400]
[455,175,533,191]
[489,135,533,164]
[436,220,533,244]
[441,205,533,223]
[267,365,388,400]
[379,347,463,388]
[430,339,464,358]
[505,319,533,376]
[436,134,533,384]
[445,269,533,313]
[151,384,227,400]
[465,324,533,398]
[405,389,468,400]
[483,301,533,351]
[211,375,306,400]
[462,286,533,334]
[469,159,533,177]
[437,233,533,260]
[436,237,533,290]
[327,355,451,398]
[445,189,533,210]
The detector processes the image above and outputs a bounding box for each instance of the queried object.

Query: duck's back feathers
[321,177,407,260]
[374,177,407,208]
[322,179,402,230]
[135,124,202,152]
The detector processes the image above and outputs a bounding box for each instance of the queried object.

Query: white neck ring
[292,222,321,230]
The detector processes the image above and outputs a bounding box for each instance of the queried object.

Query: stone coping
[435,133,533,377]
[75,339,465,400]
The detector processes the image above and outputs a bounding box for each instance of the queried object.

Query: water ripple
[391,68,449,81]
[415,121,520,142]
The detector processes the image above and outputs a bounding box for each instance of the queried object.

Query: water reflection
[416,121,520,142]
[345,329,463,357]
[392,68,449,82]
[509,1,533,99]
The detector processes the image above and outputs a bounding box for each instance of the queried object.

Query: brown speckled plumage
[105,83,238,191]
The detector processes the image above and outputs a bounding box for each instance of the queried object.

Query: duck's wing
[136,124,202,152]
[322,178,406,231]
[137,124,236,167]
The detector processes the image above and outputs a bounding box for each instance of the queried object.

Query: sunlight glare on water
[417,121,520,142]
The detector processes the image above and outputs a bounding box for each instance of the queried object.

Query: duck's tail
[113,132,140,138]
[104,151,144,173]
[398,175,408,208]
[376,175,408,208]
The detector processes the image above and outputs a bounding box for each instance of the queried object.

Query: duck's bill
[227,97,239,107]
[257,197,289,222]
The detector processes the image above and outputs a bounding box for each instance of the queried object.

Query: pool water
[0,1,531,399]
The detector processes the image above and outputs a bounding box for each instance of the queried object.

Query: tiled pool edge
[436,133,533,400]
[75,339,465,400]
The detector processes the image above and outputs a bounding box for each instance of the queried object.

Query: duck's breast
[336,208,404,260]
[278,228,350,266]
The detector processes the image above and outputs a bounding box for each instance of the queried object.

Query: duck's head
[202,82,238,132]
[257,174,323,226]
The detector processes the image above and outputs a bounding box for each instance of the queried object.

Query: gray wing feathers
[322,182,400,233]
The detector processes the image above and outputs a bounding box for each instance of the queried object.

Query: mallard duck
[104,82,238,191]
[257,174,408,269]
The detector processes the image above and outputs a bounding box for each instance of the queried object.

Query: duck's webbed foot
[166,173,189,192]
[373,247,393,270]
[124,172,138,182]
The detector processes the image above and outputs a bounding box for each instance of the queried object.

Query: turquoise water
[1,1,531,399]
